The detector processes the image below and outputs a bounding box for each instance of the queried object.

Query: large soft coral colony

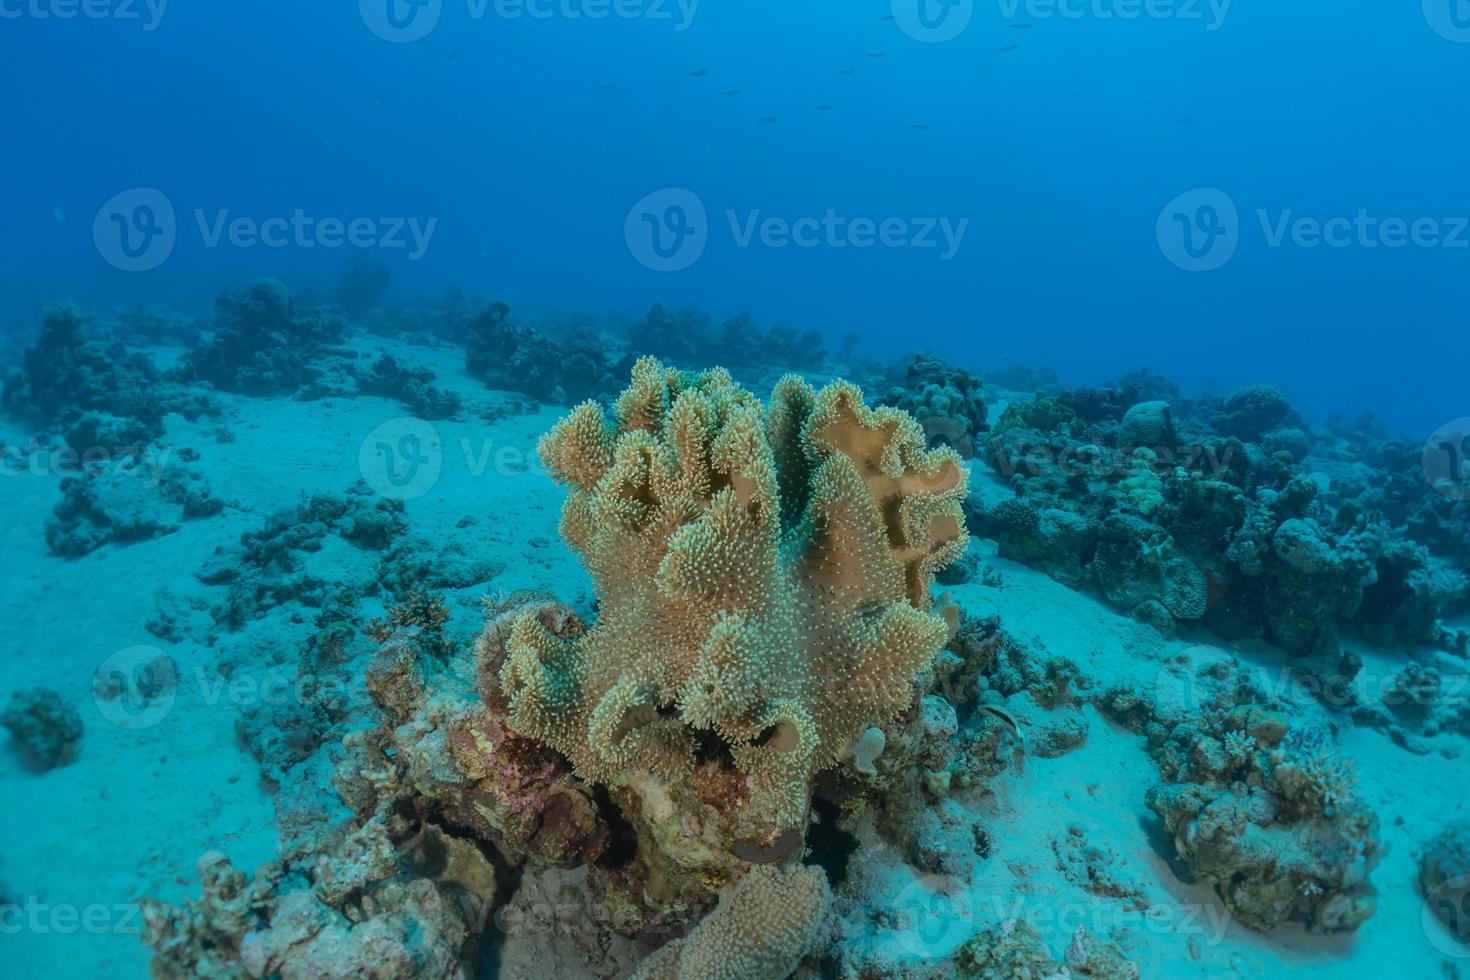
[495,357,969,838]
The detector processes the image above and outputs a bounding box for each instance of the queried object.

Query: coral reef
[2,303,213,465]
[464,300,615,404]
[623,304,827,381]
[492,357,967,877]
[143,597,590,979]
[972,371,1468,657]
[184,279,346,396]
[46,457,222,557]
[139,358,983,978]
[630,864,831,980]
[1098,672,1383,934]
[143,838,486,980]
[882,353,988,458]
[356,353,463,420]
[955,919,1138,979]
[200,489,406,631]
[2,303,165,439]
[1,688,83,771]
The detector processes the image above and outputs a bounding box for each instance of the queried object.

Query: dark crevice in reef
[592,785,639,870]
[466,828,524,975]
[692,725,737,767]
[401,809,523,973]
[805,796,858,890]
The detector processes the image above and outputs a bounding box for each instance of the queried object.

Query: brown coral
[630,864,832,980]
[492,358,968,841]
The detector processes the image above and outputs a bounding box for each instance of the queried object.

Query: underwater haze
[2,2,1470,979]
[3,1,1467,433]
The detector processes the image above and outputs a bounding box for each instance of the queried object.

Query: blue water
[3,2,1465,431]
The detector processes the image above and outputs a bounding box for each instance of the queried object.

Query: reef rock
[1,687,83,771]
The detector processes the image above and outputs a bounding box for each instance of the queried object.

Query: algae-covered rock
[955,919,1138,979]
[1119,399,1175,450]
[1,687,83,771]
[1420,822,1470,949]
[1146,724,1381,934]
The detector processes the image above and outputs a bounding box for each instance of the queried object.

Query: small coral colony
[3,259,1468,978]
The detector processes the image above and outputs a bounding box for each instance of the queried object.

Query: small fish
[879,13,894,20]
[1010,23,1032,28]
[999,44,1019,52]
[759,115,777,123]
[865,51,885,58]
[815,103,832,111]
[975,703,1027,772]
[722,89,741,96]
[687,69,708,78]
[837,67,857,75]
[597,81,618,90]
[908,123,928,130]
[446,51,457,61]
[51,206,65,223]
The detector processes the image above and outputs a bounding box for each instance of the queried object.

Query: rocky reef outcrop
[975,378,1469,663]
[1097,667,1383,935]
[623,304,828,382]
[882,353,989,459]
[184,278,346,396]
[464,300,615,404]
[1,687,83,771]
